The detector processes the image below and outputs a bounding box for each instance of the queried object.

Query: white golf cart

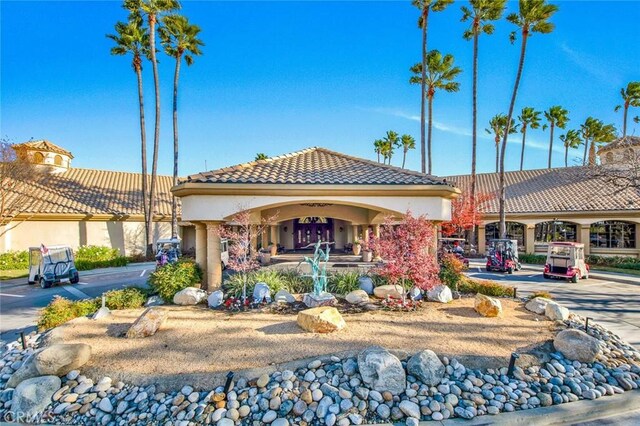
[543,242,589,283]
[28,245,79,288]
[154,237,229,269]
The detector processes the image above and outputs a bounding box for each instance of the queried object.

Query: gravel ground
[54,298,556,391]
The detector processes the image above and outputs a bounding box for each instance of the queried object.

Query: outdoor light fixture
[283,226,288,232]
[513,287,518,299]
[585,317,591,333]
[223,371,235,395]
[507,353,520,377]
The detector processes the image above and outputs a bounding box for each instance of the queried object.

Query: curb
[372,390,640,425]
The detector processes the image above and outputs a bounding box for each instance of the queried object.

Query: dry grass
[56,298,555,391]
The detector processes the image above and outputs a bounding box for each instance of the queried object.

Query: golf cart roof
[548,242,584,248]
[28,245,72,250]
[488,239,518,243]
[440,238,465,241]
[156,238,181,244]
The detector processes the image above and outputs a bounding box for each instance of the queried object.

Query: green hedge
[74,245,128,270]
[37,287,149,330]
[148,259,202,302]
[0,250,29,270]
[518,253,546,265]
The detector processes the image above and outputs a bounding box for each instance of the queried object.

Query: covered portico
[172,147,460,290]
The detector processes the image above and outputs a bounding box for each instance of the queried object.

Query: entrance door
[294,218,333,249]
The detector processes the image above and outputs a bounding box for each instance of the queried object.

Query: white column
[195,223,207,287]
[205,222,223,292]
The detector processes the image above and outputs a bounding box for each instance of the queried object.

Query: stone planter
[362,250,373,262]
[352,244,362,256]
[259,252,271,265]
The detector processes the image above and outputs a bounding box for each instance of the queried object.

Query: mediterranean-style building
[2,137,639,286]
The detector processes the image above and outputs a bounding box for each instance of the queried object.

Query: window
[605,152,614,163]
[623,148,634,162]
[54,155,63,166]
[33,152,45,164]
[485,222,525,249]
[590,221,636,249]
[535,221,577,243]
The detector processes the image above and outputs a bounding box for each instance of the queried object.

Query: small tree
[441,190,493,238]
[218,209,276,301]
[370,211,440,303]
[0,140,40,237]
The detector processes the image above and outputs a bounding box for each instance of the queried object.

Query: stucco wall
[1,220,172,256]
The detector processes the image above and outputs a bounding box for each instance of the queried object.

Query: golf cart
[28,245,79,288]
[486,239,521,273]
[543,242,589,283]
[155,238,182,268]
[438,237,470,268]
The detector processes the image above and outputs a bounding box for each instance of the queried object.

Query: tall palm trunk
[519,125,527,171]
[499,29,529,238]
[134,58,150,255]
[427,93,434,174]
[469,26,479,249]
[588,140,597,165]
[171,52,182,239]
[402,151,407,168]
[376,152,380,163]
[420,8,430,174]
[147,14,161,256]
[564,145,568,167]
[495,139,500,172]
[547,123,555,168]
[622,101,629,137]
[582,137,589,165]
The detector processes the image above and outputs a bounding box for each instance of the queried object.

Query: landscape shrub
[75,245,128,270]
[279,269,313,294]
[148,259,202,302]
[370,274,389,287]
[519,253,546,265]
[327,271,361,294]
[528,290,553,300]
[37,287,149,330]
[439,253,465,291]
[456,277,514,297]
[0,250,29,270]
[586,255,640,270]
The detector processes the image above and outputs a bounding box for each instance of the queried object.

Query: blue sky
[2,0,639,177]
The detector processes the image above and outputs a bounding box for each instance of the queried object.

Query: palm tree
[412,0,454,174]
[580,117,617,165]
[382,131,400,165]
[159,14,203,239]
[410,51,462,174]
[461,0,507,248]
[614,81,640,137]
[542,105,569,169]
[380,141,391,165]
[107,13,152,255]
[373,139,385,163]
[125,0,180,253]
[497,0,558,238]
[400,134,416,169]
[255,153,268,161]
[580,117,599,166]
[559,130,581,167]
[517,107,541,170]
[486,114,518,172]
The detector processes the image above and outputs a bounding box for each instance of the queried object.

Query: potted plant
[268,241,277,256]
[258,247,271,265]
[352,240,362,256]
[361,241,373,262]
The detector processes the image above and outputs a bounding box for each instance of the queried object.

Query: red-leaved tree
[370,211,440,302]
[441,190,494,237]
[218,209,277,301]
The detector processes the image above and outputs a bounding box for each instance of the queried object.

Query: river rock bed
[0,313,639,425]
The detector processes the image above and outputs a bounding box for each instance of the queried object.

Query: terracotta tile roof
[12,140,74,158]
[6,168,173,216]
[445,166,640,214]
[598,136,640,153]
[184,147,450,186]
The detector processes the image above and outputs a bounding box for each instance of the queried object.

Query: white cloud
[559,43,622,87]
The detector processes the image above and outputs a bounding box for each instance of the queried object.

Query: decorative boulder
[303,292,336,307]
[357,346,406,395]
[407,350,445,386]
[358,276,374,295]
[345,290,369,305]
[208,290,224,308]
[126,308,168,338]
[373,284,404,300]
[253,283,272,303]
[554,329,602,363]
[275,289,296,304]
[297,307,346,333]
[545,302,570,321]
[525,297,554,315]
[426,285,452,303]
[474,294,502,317]
[173,287,207,305]
[145,295,165,307]
[6,350,43,388]
[409,287,423,301]
[10,376,61,420]
[34,344,91,376]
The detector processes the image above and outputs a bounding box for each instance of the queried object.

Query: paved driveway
[466,260,640,349]
[0,263,152,345]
